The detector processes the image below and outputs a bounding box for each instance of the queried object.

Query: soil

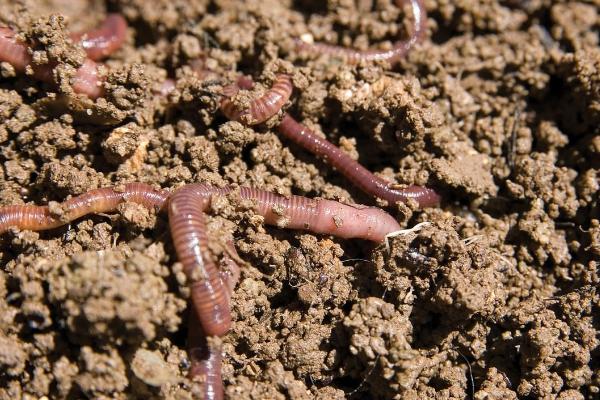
[0,0,599,399]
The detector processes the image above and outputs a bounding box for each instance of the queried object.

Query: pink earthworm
[186,243,240,400]
[69,14,127,61]
[187,312,225,400]
[0,182,402,398]
[219,76,440,207]
[0,183,167,234]
[277,114,441,207]
[0,27,105,98]
[168,182,399,337]
[220,74,293,125]
[167,185,233,337]
[294,0,427,65]
[0,14,128,98]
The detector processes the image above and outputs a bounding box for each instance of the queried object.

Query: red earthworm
[0,183,167,234]
[169,181,401,335]
[0,27,105,98]
[187,312,224,400]
[294,0,426,65]
[220,74,293,125]
[0,14,127,98]
[218,75,440,207]
[69,14,127,61]
[167,185,233,337]
[186,243,240,400]
[277,115,440,207]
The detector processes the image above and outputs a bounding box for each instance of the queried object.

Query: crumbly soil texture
[0,0,599,399]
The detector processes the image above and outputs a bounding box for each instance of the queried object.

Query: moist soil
[0,0,599,399]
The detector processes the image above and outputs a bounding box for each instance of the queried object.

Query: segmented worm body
[168,185,233,337]
[219,76,440,207]
[277,114,441,207]
[0,183,167,234]
[187,312,225,400]
[69,14,127,61]
[0,181,402,399]
[220,74,293,125]
[0,14,127,98]
[294,0,426,65]
[236,185,401,241]
[186,244,240,400]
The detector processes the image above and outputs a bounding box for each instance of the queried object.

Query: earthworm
[294,0,426,65]
[220,74,293,125]
[171,181,402,335]
[187,312,224,400]
[277,114,441,207]
[0,27,104,98]
[234,185,402,241]
[186,244,240,400]
[0,183,167,234]
[218,76,439,207]
[69,14,127,61]
[167,185,233,337]
[0,14,127,98]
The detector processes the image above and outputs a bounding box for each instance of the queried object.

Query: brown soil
[0,0,599,399]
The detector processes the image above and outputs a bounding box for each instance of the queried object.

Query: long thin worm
[168,182,399,337]
[294,0,427,65]
[220,74,293,125]
[187,312,224,400]
[69,14,127,61]
[0,27,102,98]
[186,243,240,400]
[218,76,440,207]
[167,185,233,337]
[0,182,402,398]
[0,183,167,234]
[277,114,441,207]
[0,14,127,98]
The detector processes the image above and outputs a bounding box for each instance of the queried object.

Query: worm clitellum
[0,14,127,98]
[294,0,427,65]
